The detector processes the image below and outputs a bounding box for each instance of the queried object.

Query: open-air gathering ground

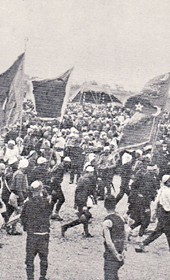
[1,174,170,280]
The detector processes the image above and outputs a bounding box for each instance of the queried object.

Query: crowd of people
[0,102,170,280]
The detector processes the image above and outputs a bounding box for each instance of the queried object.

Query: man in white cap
[128,162,159,243]
[30,157,50,186]
[20,180,52,280]
[7,158,29,229]
[135,174,170,253]
[116,151,134,204]
[61,166,97,238]
[50,157,71,221]
[97,146,116,200]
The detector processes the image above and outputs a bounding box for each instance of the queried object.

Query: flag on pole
[119,73,170,148]
[3,54,25,127]
[0,53,25,129]
[33,68,73,119]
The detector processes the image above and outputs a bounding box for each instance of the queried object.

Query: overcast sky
[0,0,169,91]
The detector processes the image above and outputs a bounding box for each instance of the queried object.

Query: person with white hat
[135,174,170,253]
[116,151,134,204]
[9,158,29,206]
[5,158,29,235]
[29,157,49,186]
[50,158,70,221]
[128,161,159,243]
[61,166,97,238]
[97,146,117,200]
[20,180,52,280]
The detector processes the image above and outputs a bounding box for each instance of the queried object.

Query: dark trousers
[143,206,170,248]
[26,234,49,280]
[104,258,123,280]
[70,164,81,183]
[98,180,113,199]
[130,205,151,237]
[51,187,65,213]
[63,206,91,235]
[116,182,130,204]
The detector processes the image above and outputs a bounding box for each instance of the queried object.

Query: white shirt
[4,146,19,164]
[157,185,170,211]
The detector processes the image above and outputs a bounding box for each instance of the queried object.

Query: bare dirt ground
[1,174,170,280]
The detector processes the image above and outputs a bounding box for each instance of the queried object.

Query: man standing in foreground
[20,180,52,280]
[103,195,126,280]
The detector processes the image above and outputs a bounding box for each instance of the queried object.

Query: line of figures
[0,109,170,279]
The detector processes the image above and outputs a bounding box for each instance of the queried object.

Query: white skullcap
[135,149,143,156]
[104,146,110,151]
[70,127,79,134]
[85,166,94,172]
[143,154,151,160]
[0,163,5,169]
[53,128,59,133]
[18,158,29,169]
[122,152,132,165]
[63,156,71,162]
[31,180,43,191]
[162,175,170,184]
[27,128,33,133]
[37,157,47,165]
[8,140,15,145]
[110,140,116,146]
[16,137,23,143]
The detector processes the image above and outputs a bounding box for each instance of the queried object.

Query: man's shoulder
[104,213,125,224]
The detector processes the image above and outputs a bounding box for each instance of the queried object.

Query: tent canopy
[70,83,121,104]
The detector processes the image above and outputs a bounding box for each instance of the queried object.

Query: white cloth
[4,146,19,164]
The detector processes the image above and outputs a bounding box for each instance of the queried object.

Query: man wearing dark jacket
[61,166,97,238]
[20,180,52,280]
[116,152,134,204]
[50,159,67,221]
[128,163,159,241]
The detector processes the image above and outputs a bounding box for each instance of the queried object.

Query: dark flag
[140,73,170,109]
[33,68,73,118]
[120,73,170,148]
[0,53,25,129]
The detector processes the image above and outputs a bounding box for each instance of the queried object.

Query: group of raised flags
[0,52,170,152]
[0,53,73,131]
